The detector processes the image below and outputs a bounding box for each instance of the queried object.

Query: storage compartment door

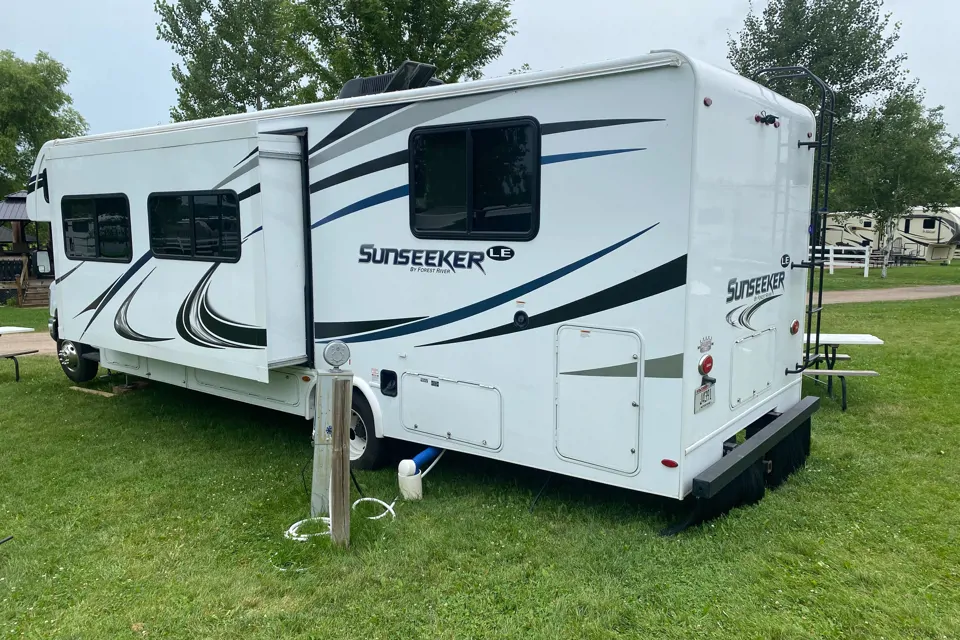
[729,328,776,409]
[555,325,642,474]
[259,133,307,366]
[400,373,502,450]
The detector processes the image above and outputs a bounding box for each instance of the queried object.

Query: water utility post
[311,341,353,548]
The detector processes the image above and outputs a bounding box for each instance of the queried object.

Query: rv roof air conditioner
[337,60,443,99]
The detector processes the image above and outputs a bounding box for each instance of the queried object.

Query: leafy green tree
[728,0,906,120]
[156,0,516,117]
[0,51,87,196]
[155,0,305,121]
[294,0,515,99]
[839,90,960,274]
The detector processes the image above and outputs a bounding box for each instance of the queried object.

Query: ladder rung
[806,306,823,314]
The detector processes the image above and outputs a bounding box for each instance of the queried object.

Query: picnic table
[0,326,38,382]
[803,333,884,411]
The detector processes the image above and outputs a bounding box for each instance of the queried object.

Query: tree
[728,0,906,121]
[839,90,960,275]
[0,51,87,196]
[294,0,515,100]
[155,0,305,121]
[156,0,517,118]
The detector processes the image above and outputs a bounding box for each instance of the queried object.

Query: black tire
[57,340,98,383]
[350,390,388,470]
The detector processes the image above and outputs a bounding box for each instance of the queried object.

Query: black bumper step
[662,396,820,535]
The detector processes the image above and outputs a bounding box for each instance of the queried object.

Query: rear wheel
[350,390,388,470]
[58,340,98,383]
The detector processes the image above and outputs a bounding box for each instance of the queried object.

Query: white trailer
[27,50,823,527]
[826,209,960,263]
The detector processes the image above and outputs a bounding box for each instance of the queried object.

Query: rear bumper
[692,396,820,499]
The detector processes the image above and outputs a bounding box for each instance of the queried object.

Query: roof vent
[337,60,443,99]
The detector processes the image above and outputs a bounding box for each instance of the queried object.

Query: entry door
[258,133,307,366]
[555,325,642,474]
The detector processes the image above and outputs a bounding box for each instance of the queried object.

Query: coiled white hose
[284,496,397,542]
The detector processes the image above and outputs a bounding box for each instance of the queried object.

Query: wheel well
[352,376,384,438]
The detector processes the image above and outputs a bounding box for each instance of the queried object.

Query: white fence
[809,245,870,277]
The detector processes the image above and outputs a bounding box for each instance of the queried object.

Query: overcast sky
[2,0,957,136]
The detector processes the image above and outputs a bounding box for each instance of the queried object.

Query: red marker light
[698,354,714,376]
[755,114,762,123]
[661,459,679,468]
[790,320,801,335]
[703,97,713,107]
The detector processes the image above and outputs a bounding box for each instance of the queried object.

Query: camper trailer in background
[826,208,960,263]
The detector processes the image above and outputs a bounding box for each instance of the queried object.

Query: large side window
[147,191,240,261]
[922,218,937,230]
[61,195,132,263]
[410,118,539,240]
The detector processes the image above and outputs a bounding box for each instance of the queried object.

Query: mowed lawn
[820,260,959,291]
[0,307,48,332]
[1,299,959,639]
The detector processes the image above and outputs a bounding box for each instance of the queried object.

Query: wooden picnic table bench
[802,333,883,411]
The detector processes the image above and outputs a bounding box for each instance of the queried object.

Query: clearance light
[790,319,801,335]
[661,459,679,468]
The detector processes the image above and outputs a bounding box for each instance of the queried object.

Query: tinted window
[410,119,539,240]
[862,220,872,228]
[61,195,131,262]
[411,131,467,234]
[922,218,936,230]
[472,125,536,234]
[148,191,240,261]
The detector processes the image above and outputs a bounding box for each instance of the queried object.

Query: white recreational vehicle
[28,51,825,528]
[826,209,960,263]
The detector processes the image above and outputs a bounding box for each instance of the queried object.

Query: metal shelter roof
[0,191,28,221]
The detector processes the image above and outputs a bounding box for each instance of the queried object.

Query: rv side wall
[307,64,697,498]
[680,62,816,494]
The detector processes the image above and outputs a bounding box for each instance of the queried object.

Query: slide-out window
[409,118,540,241]
[148,191,240,262]
[61,194,132,263]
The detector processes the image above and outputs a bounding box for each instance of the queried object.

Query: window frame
[60,193,133,264]
[147,189,242,263]
[408,116,541,242]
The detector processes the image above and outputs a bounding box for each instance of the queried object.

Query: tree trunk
[881,219,894,278]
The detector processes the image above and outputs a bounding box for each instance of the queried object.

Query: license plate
[694,383,715,414]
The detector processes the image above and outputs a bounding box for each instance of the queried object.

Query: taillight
[790,319,800,335]
[698,354,714,376]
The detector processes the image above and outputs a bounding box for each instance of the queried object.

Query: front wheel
[350,390,388,470]
[58,340,98,383]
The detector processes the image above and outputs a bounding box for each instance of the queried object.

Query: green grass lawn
[820,260,959,291]
[0,306,48,332]
[2,299,959,638]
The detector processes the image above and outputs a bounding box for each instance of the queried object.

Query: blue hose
[412,447,442,472]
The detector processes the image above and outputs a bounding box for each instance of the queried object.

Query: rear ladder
[755,66,836,373]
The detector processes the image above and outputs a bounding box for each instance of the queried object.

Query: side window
[410,118,539,240]
[862,220,872,228]
[61,195,132,263]
[148,191,240,261]
[922,218,936,230]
